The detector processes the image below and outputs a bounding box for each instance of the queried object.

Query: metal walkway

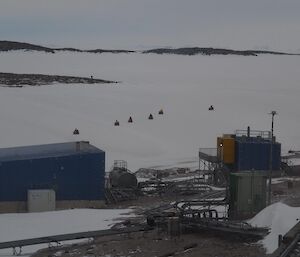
[0,226,151,254]
[271,221,300,257]
[278,234,300,257]
[181,218,269,238]
[198,148,220,163]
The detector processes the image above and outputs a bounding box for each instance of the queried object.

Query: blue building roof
[0,141,104,162]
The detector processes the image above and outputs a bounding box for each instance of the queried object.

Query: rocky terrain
[29,177,300,257]
[0,40,298,56]
[32,230,266,257]
[0,72,117,87]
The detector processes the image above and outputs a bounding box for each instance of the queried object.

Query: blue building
[234,135,281,171]
[216,128,281,172]
[0,141,105,213]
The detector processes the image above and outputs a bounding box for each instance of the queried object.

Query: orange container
[217,136,235,164]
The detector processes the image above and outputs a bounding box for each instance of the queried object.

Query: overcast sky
[0,0,300,51]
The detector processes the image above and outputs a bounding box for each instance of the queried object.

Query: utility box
[27,189,56,212]
[229,172,267,219]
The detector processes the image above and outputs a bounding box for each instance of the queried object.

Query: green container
[229,172,267,219]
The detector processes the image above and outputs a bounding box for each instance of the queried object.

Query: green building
[229,172,267,219]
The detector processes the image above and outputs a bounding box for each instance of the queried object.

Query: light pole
[268,110,277,205]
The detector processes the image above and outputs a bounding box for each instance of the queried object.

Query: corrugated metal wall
[235,138,281,171]
[0,152,105,201]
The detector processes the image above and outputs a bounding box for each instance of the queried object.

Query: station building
[0,141,105,213]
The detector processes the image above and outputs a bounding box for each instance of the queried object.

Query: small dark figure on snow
[158,109,164,115]
[148,114,154,120]
[73,128,80,135]
[114,120,120,126]
[128,116,133,123]
[208,105,214,111]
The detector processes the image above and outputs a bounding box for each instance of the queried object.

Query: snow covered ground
[249,202,300,253]
[0,208,133,257]
[0,52,299,172]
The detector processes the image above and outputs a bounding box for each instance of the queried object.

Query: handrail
[0,226,151,250]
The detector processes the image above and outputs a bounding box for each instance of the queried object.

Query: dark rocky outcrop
[0,72,117,87]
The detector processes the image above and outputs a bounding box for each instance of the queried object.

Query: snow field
[0,52,300,255]
[0,52,299,171]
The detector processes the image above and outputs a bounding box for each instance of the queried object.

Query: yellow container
[217,136,235,164]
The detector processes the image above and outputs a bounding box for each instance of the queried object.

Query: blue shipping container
[235,137,281,171]
[0,142,105,201]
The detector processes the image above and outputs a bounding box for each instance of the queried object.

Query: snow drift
[249,202,300,253]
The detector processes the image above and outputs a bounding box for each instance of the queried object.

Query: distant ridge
[0,40,298,56]
[142,47,298,56]
[0,41,55,53]
[0,41,135,54]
